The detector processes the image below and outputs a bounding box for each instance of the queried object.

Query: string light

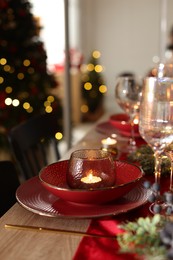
[80,64,87,73]
[95,65,103,73]
[92,50,101,59]
[44,100,50,107]
[17,73,24,80]
[87,63,94,71]
[81,50,107,118]
[4,65,11,72]
[45,106,53,113]
[5,86,12,93]
[0,58,7,65]
[12,99,20,107]
[47,95,54,102]
[5,98,12,105]
[23,102,30,110]
[84,82,92,90]
[23,59,30,66]
[0,77,4,84]
[81,104,88,113]
[26,106,33,113]
[55,132,63,140]
[99,85,107,93]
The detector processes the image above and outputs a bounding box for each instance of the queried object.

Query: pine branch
[127,145,171,176]
[117,215,167,259]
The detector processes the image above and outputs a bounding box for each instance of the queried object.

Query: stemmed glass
[115,76,142,152]
[163,149,173,214]
[139,77,173,214]
[157,63,173,78]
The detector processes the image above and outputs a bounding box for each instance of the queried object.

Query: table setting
[73,71,173,260]
[15,153,146,219]
[2,65,173,260]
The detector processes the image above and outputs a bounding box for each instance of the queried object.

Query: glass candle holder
[101,137,118,159]
[67,149,116,189]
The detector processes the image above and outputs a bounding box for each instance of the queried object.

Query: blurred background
[1,0,173,158]
[31,0,173,113]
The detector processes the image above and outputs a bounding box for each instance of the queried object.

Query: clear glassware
[157,63,173,78]
[115,76,142,152]
[139,77,173,214]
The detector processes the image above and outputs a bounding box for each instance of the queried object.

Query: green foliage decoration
[117,214,167,260]
[127,145,171,176]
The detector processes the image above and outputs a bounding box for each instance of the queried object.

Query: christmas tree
[0,0,63,148]
[81,50,107,121]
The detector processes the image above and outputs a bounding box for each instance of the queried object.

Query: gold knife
[5,224,116,240]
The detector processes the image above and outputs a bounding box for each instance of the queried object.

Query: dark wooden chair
[8,112,61,181]
[0,160,20,217]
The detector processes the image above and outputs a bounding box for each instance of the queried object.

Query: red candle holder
[67,149,116,189]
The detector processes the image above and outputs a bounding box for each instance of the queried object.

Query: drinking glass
[139,77,173,213]
[115,76,142,152]
[157,63,173,78]
[163,149,173,213]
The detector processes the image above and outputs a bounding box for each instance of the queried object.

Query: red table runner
[73,188,152,260]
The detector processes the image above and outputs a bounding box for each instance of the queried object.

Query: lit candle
[101,137,117,149]
[101,137,118,159]
[81,171,102,184]
[133,113,139,125]
[133,118,139,125]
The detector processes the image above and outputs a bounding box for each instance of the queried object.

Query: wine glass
[163,148,173,215]
[115,75,142,152]
[139,77,173,214]
[157,63,173,78]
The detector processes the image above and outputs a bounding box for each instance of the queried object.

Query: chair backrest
[0,160,20,216]
[8,112,61,180]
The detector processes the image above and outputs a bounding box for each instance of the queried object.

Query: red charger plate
[16,177,150,218]
[39,160,144,205]
[109,113,139,133]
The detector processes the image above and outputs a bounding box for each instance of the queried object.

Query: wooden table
[0,113,125,260]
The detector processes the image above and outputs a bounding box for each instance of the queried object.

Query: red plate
[39,160,144,205]
[16,177,150,218]
[109,113,139,133]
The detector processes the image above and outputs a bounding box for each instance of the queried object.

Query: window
[30,0,65,66]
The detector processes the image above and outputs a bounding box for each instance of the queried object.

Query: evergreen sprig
[127,145,171,176]
[117,214,167,259]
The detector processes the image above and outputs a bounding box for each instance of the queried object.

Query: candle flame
[81,170,102,184]
[88,173,94,180]
[101,137,117,145]
[134,118,139,124]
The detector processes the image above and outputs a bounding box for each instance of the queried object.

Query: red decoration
[0,92,7,109]
[0,0,8,9]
